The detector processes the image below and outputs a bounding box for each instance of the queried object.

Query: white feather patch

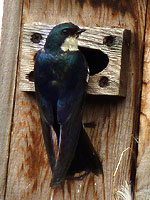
[86,67,90,82]
[86,73,89,83]
[61,37,79,52]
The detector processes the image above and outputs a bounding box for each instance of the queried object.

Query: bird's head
[44,23,85,53]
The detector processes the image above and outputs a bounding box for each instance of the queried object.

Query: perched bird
[34,22,102,188]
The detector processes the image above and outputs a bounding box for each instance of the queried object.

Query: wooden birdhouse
[0,0,149,199]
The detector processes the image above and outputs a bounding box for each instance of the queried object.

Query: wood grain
[135,1,150,199]
[19,24,131,96]
[5,0,147,199]
[0,0,4,44]
[0,0,23,199]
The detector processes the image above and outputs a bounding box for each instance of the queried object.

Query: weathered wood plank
[0,0,23,199]
[0,0,4,43]
[135,1,150,199]
[19,24,131,96]
[5,0,147,199]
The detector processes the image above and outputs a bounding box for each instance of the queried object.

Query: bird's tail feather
[66,126,103,179]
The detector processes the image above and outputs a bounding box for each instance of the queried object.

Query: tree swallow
[34,22,102,188]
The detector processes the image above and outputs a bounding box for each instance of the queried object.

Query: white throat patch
[61,37,79,52]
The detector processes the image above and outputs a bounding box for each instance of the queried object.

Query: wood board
[19,23,131,96]
[0,0,147,199]
[0,0,23,199]
[135,1,150,199]
[0,0,4,44]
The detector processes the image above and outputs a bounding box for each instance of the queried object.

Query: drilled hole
[103,36,116,47]
[99,76,109,87]
[26,71,34,82]
[79,47,109,76]
[31,33,42,43]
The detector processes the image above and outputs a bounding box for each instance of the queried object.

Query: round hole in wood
[103,36,115,47]
[79,46,109,76]
[99,76,109,87]
[31,33,42,43]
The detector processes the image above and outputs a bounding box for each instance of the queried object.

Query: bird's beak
[75,29,86,38]
[77,28,86,35]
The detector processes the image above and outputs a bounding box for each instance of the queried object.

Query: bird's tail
[66,126,103,180]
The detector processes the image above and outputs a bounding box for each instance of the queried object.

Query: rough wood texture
[5,0,147,200]
[135,1,150,199]
[0,0,4,43]
[19,23,131,96]
[0,0,23,199]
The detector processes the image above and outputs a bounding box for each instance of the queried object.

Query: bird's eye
[62,29,70,35]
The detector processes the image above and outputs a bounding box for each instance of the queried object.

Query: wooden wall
[135,1,150,199]
[0,0,23,198]
[0,0,4,42]
[0,0,149,199]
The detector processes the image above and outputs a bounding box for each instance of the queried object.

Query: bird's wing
[35,50,88,187]
[37,93,58,171]
[51,52,88,187]
[34,51,58,171]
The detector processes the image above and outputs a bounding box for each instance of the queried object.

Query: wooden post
[0,0,4,43]
[0,0,147,199]
[0,0,23,199]
[135,1,150,199]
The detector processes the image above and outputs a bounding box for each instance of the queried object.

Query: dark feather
[67,126,103,178]
[34,23,103,188]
